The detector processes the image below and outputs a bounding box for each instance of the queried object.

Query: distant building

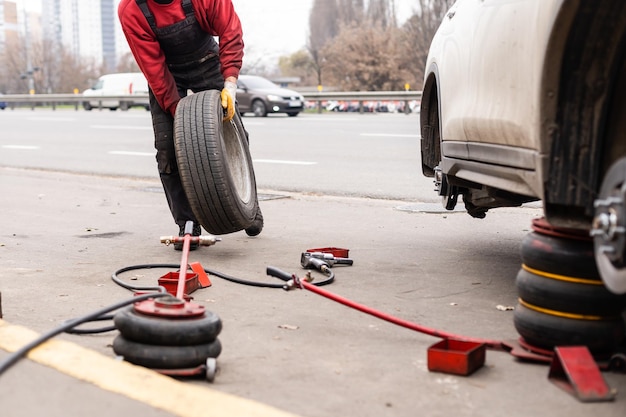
[0,1,32,53]
[41,0,119,72]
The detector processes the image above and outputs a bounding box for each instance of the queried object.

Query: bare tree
[322,22,408,91]
[307,0,341,86]
[337,0,365,24]
[278,50,318,86]
[397,0,455,85]
[116,52,141,73]
[366,0,395,28]
[1,33,104,94]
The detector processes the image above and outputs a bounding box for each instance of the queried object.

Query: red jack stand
[548,346,616,402]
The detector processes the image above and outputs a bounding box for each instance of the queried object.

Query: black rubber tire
[521,231,600,279]
[513,302,625,353]
[113,335,222,369]
[516,269,626,316]
[174,90,258,235]
[287,112,299,117]
[113,306,222,346]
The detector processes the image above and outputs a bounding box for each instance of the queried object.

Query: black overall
[136,0,224,227]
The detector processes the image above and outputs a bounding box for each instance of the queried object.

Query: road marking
[360,133,419,138]
[0,320,300,417]
[253,159,317,165]
[27,117,77,122]
[108,151,153,157]
[2,145,40,150]
[91,125,152,130]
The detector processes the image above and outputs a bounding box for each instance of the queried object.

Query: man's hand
[221,79,237,122]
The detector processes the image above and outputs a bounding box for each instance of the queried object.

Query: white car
[421,0,626,354]
[83,72,149,111]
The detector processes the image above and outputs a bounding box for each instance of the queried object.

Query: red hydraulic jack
[157,223,221,299]
[114,221,223,382]
[266,261,618,402]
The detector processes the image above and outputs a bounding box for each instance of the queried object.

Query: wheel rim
[223,117,252,203]
[592,157,626,293]
[252,101,266,117]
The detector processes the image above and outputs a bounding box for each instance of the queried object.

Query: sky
[234,0,415,59]
[233,0,314,61]
[17,0,416,62]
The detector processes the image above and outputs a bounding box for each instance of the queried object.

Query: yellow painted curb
[0,320,299,417]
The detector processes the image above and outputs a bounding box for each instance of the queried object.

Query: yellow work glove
[221,80,237,122]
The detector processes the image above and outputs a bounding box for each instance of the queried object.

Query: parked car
[236,75,304,117]
[420,0,626,297]
[83,72,149,111]
[421,0,626,357]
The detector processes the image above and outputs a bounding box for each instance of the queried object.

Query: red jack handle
[266,266,506,351]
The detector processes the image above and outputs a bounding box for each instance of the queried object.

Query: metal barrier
[0,90,422,113]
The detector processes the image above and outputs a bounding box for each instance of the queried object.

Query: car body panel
[422,0,626,295]
[421,0,626,221]
[431,0,562,152]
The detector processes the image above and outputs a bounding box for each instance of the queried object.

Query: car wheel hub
[591,157,626,293]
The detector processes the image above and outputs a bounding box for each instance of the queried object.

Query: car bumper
[268,100,303,113]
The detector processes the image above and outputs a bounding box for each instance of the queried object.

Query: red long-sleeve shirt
[118,0,244,116]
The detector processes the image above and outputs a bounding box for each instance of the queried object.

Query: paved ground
[0,167,624,417]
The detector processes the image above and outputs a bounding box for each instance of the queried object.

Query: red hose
[299,279,506,351]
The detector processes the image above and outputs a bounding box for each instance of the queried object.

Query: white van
[82,72,150,111]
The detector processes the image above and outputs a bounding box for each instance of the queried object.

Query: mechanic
[118,0,263,249]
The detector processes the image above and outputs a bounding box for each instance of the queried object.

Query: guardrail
[0,93,143,111]
[0,90,422,113]
[303,91,421,114]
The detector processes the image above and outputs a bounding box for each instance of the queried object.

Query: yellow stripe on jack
[521,264,604,286]
[0,320,300,417]
[517,298,617,321]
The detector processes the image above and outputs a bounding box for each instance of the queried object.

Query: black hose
[0,292,171,376]
[111,263,335,289]
[63,314,116,335]
[0,263,335,375]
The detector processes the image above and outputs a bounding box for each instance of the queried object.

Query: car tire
[513,302,625,353]
[83,102,92,111]
[113,335,222,369]
[113,306,222,346]
[174,90,258,235]
[287,112,299,117]
[251,99,267,117]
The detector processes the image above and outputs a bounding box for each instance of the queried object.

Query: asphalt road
[0,108,434,202]
[0,108,624,417]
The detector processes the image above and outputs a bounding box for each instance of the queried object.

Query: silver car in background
[236,75,304,117]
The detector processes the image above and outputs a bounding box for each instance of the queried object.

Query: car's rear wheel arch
[543,1,626,229]
[420,69,442,177]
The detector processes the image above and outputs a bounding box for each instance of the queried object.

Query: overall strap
[135,0,158,32]
[181,0,195,18]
